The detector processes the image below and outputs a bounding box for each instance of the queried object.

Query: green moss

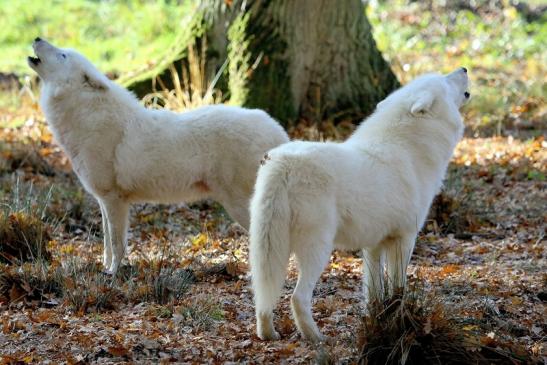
[227,12,252,106]
[121,9,208,95]
[240,8,295,122]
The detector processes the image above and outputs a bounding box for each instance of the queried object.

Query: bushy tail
[249,160,291,315]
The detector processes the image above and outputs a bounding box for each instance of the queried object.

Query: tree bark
[125,0,399,125]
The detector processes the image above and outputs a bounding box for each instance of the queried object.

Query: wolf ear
[83,73,108,91]
[410,91,435,115]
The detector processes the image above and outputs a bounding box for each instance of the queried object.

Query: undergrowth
[358,277,538,364]
[142,39,224,111]
[176,294,224,331]
[1,255,197,313]
[0,180,54,263]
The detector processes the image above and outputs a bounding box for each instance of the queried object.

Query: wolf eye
[61,54,67,59]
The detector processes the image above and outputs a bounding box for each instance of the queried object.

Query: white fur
[249,69,469,342]
[28,39,289,274]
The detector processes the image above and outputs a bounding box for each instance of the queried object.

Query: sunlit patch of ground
[1,117,545,362]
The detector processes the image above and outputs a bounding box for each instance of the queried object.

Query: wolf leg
[219,191,251,231]
[385,233,416,294]
[291,231,334,343]
[362,245,385,305]
[101,198,129,275]
[98,201,112,270]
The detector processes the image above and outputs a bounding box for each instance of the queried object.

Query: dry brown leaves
[1,114,546,363]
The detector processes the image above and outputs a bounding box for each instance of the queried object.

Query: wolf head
[377,67,470,123]
[28,38,110,98]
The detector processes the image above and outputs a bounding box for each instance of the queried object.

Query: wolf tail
[249,158,291,317]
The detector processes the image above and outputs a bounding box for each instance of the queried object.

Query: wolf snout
[34,37,42,42]
[461,67,467,73]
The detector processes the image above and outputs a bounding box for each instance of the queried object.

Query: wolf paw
[101,269,114,277]
[258,329,281,341]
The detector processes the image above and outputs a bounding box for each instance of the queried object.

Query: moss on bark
[123,0,398,126]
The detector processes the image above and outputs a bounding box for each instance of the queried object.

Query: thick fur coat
[249,69,469,342]
[28,39,289,274]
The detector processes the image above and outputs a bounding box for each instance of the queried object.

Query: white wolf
[250,68,469,342]
[28,38,289,274]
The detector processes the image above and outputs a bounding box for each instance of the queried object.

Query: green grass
[368,1,546,135]
[368,2,545,77]
[0,0,193,77]
[0,1,544,136]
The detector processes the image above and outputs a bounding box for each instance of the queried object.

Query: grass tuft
[0,211,51,263]
[142,39,224,111]
[175,294,224,331]
[0,261,62,305]
[0,180,55,264]
[358,278,537,364]
[127,265,195,305]
[61,258,121,313]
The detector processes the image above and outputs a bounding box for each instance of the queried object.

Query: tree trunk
[125,0,399,125]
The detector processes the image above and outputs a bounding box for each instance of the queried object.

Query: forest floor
[1,1,546,364]
[0,116,545,364]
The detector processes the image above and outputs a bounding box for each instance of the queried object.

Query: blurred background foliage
[368,0,545,136]
[0,0,192,77]
[0,0,545,135]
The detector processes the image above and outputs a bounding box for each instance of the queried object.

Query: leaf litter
[1,114,545,363]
